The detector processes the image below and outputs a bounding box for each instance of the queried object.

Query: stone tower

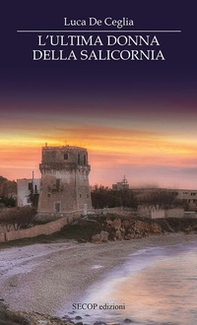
[37,144,92,218]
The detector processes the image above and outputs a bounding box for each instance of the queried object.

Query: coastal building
[134,188,197,211]
[37,144,92,218]
[112,175,129,190]
[172,189,197,210]
[17,175,40,207]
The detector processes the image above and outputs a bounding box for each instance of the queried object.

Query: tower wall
[37,145,92,217]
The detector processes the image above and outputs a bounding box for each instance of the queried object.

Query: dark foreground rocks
[0,302,121,325]
[0,302,71,325]
[0,302,136,325]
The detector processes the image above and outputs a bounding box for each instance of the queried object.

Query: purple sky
[0,1,197,189]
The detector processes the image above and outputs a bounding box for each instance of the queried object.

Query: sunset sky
[1,1,196,189]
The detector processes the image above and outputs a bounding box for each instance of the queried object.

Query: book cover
[0,1,197,324]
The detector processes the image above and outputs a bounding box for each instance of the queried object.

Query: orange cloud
[1,119,197,185]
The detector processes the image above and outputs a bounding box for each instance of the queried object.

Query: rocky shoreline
[60,215,197,243]
[0,300,134,325]
[0,302,135,325]
[0,301,69,325]
[0,299,143,325]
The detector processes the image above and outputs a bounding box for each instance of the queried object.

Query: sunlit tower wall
[37,145,92,218]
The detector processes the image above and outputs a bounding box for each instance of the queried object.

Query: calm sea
[68,240,197,325]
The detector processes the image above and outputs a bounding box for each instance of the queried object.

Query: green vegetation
[91,186,179,210]
[136,190,180,209]
[57,217,105,242]
[91,185,138,209]
[0,206,36,232]
[0,196,16,209]
[0,175,17,208]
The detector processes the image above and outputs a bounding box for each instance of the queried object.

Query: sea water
[69,241,197,325]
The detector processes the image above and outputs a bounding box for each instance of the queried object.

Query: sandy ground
[0,233,197,318]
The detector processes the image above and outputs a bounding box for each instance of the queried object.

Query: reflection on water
[72,242,197,325]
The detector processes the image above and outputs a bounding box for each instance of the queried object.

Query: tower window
[55,202,60,213]
[84,155,86,165]
[28,182,32,191]
[56,178,60,190]
[78,153,81,165]
[64,153,69,160]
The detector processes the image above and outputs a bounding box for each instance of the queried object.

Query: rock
[94,322,107,325]
[124,318,133,323]
[91,233,101,243]
[8,275,18,287]
[7,310,72,325]
[100,230,109,242]
[62,314,73,321]
[115,229,122,240]
[75,316,82,320]
[91,231,109,243]
[0,301,72,325]
[121,226,126,234]
[106,218,121,230]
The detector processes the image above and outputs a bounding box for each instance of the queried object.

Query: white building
[17,178,40,207]
[175,189,197,210]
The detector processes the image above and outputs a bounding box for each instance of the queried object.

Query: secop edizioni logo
[72,303,125,310]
